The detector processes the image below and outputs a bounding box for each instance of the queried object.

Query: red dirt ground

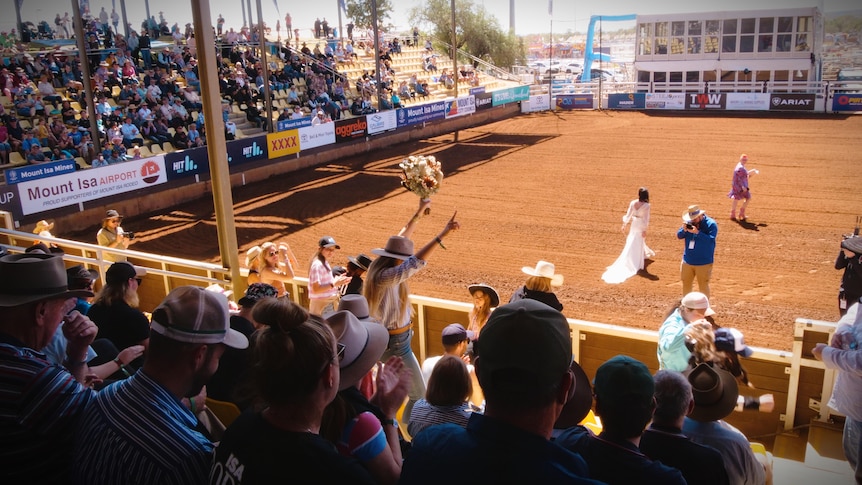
[92,111,862,351]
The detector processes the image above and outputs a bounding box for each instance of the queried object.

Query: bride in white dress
[602,187,655,284]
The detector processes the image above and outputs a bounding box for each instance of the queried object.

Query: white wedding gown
[601,200,655,284]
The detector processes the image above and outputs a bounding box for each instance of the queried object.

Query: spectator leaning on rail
[813,301,862,483]
[0,252,98,482]
[400,299,603,485]
[677,204,718,297]
[836,235,862,317]
[73,286,249,484]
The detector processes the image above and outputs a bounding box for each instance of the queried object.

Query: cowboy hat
[0,253,94,307]
[65,264,99,284]
[468,283,500,307]
[522,260,564,286]
[245,246,262,266]
[347,253,373,271]
[33,220,54,234]
[325,309,388,391]
[554,360,594,429]
[682,205,705,223]
[842,236,862,256]
[371,236,414,260]
[686,363,739,422]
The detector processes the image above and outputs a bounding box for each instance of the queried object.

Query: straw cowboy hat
[0,253,94,307]
[245,246,262,266]
[522,260,564,287]
[33,220,54,234]
[325,309,388,391]
[372,236,414,260]
[682,205,705,223]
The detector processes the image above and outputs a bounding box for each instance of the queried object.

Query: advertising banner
[469,86,486,95]
[164,146,209,180]
[769,93,816,111]
[832,94,862,112]
[521,94,550,113]
[227,135,268,166]
[396,101,447,127]
[492,85,530,107]
[267,130,300,159]
[608,93,646,109]
[446,96,477,118]
[725,93,770,111]
[475,92,493,111]
[334,117,368,142]
[298,122,336,150]
[17,156,167,216]
[556,94,593,110]
[4,159,78,185]
[686,93,727,110]
[0,184,22,219]
[277,116,312,131]
[366,110,398,135]
[645,93,686,110]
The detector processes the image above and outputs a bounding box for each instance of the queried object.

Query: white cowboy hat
[522,260,564,287]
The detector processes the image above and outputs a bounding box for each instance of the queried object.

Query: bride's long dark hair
[638,187,650,203]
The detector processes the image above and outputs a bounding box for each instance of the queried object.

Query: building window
[638,70,651,83]
[740,18,756,53]
[774,70,789,81]
[670,71,683,83]
[638,23,652,55]
[796,16,812,51]
[758,17,774,52]
[686,71,700,82]
[722,19,737,53]
[777,34,792,52]
[705,20,720,54]
[655,22,669,54]
[654,71,667,83]
[688,20,702,54]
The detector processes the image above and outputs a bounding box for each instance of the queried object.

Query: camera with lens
[123,231,135,240]
[685,223,694,230]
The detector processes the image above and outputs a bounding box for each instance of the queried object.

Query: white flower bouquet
[399,155,444,202]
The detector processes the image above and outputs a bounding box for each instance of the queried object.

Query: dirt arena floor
[90,110,862,351]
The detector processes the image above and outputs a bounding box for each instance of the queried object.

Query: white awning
[634,58,811,72]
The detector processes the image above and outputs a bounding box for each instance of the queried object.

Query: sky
[2,0,860,39]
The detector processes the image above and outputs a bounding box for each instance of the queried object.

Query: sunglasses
[135,278,143,285]
[268,251,277,256]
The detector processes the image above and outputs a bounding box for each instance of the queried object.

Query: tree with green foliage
[825,14,862,34]
[344,0,395,30]
[408,0,525,69]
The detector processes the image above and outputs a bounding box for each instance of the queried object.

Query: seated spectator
[556,355,686,485]
[26,144,47,164]
[187,123,204,147]
[681,364,771,485]
[509,260,565,311]
[245,102,268,131]
[120,117,144,148]
[311,110,329,126]
[0,121,10,164]
[391,90,402,109]
[211,298,375,483]
[86,262,150,367]
[73,286,249,484]
[639,370,730,485]
[321,310,410,485]
[0,252,98,482]
[400,299,601,484]
[91,154,109,167]
[422,323,474,383]
[409,355,477,437]
[173,125,190,150]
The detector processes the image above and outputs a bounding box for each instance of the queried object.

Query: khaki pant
[308,296,338,316]
[681,262,713,297]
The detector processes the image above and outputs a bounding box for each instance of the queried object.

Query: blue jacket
[677,215,718,265]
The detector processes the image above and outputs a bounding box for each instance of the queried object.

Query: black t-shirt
[86,301,150,357]
[211,412,375,484]
[207,315,255,407]
[640,425,730,485]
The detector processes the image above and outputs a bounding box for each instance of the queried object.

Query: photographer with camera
[97,210,134,263]
[836,227,862,317]
[677,205,718,298]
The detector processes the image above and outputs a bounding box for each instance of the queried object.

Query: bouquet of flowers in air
[399,155,444,200]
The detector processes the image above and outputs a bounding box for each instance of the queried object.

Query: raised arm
[414,211,460,262]
[397,198,432,239]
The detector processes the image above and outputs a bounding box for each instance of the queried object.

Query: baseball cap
[593,355,655,406]
[476,299,572,396]
[237,282,278,307]
[318,236,340,249]
[105,261,147,285]
[150,286,249,349]
[681,291,716,317]
[714,327,754,357]
[441,323,475,346]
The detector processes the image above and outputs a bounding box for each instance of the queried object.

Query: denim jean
[844,417,862,484]
[382,329,425,425]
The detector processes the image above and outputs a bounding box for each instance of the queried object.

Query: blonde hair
[524,276,552,292]
[257,242,277,270]
[684,320,718,364]
[364,255,410,325]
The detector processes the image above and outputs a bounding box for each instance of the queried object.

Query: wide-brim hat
[104,209,122,220]
[325,310,388,390]
[66,264,100,284]
[554,360,594,429]
[682,205,705,223]
[245,246,262,266]
[842,236,862,255]
[686,363,739,422]
[522,260,564,287]
[347,253,373,271]
[372,236,414,260]
[468,283,500,307]
[0,253,94,307]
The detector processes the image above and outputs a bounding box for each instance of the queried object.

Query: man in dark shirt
[640,370,730,485]
[556,355,687,485]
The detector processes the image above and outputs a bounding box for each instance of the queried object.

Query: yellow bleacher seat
[205,398,241,427]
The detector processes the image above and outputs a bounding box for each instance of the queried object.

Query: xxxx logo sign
[267,131,300,159]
